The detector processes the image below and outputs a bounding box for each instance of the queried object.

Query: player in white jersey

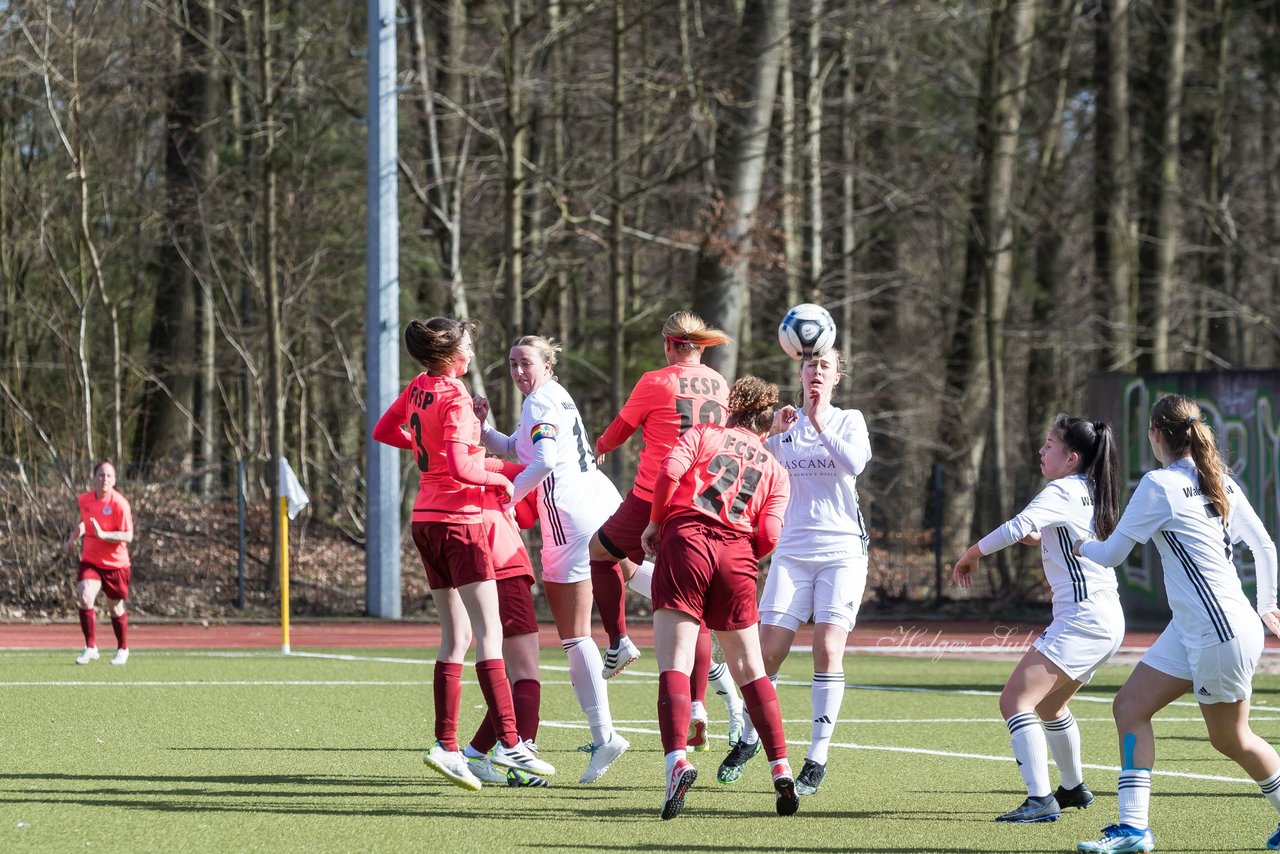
[1071,393,1280,854]
[952,414,1123,823]
[717,350,870,794]
[475,335,630,784]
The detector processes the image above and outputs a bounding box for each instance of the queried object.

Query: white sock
[1043,710,1083,789]
[627,560,654,600]
[563,636,613,744]
[708,661,743,716]
[664,749,686,777]
[1006,711,1051,798]
[807,672,844,765]
[1259,769,1280,813]
[690,700,707,722]
[1117,769,1151,828]
[741,674,778,746]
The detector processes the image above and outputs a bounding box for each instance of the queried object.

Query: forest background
[2,0,1277,621]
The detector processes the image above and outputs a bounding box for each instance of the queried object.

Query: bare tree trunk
[694,0,790,380]
[780,28,801,309]
[502,0,526,425]
[607,0,626,482]
[838,19,857,407]
[1026,0,1081,467]
[936,0,1035,576]
[137,0,219,471]
[1199,0,1237,366]
[406,0,486,406]
[261,0,284,590]
[1136,0,1186,372]
[1264,1,1280,367]
[804,0,824,296]
[1094,0,1135,371]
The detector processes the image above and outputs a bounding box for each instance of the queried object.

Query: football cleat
[717,738,761,784]
[996,794,1061,823]
[660,759,698,820]
[1055,782,1095,810]
[773,772,800,816]
[110,648,129,666]
[1266,822,1280,850]
[795,759,826,795]
[580,733,630,784]
[75,647,100,665]
[1077,824,1155,853]
[466,756,508,784]
[423,742,482,791]
[601,636,641,679]
[491,739,555,777]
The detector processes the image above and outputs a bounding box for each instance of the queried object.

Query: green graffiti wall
[1086,371,1279,622]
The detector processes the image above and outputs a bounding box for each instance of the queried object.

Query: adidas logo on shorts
[1197,686,1211,697]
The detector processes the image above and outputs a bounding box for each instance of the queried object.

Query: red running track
[0,619,1203,655]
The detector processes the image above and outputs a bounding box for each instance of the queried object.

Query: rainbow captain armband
[529,423,559,442]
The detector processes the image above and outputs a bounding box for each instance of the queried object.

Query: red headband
[665,335,692,345]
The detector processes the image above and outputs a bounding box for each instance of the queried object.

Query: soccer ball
[778,303,837,360]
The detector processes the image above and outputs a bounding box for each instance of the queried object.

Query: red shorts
[411,521,495,590]
[77,562,131,601]
[596,489,651,564]
[651,515,760,631]
[497,575,538,638]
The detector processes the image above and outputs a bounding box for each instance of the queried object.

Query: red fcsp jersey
[616,364,728,499]
[388,374,486,523]
[663,424,789,535]
[78,489,133,569]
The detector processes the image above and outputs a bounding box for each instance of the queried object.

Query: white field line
[539,719,1265,786]
[0,679,580,688]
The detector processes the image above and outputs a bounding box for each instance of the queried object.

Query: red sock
[111,613,128,650]
[475,658,519,747]
[79,609,96,647]
[741,676,788,764]
[691,623,712,703]
[468,710,498,756]
[590,560,627,646]
[433,661,463,751]
[513,678,541,742]
[658,670,692,755]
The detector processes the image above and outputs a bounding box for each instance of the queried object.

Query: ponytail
[1051,414,1120,539]
[1149,393,1230,522]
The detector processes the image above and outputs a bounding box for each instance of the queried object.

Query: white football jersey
[764,406,870,557]
[516,380,620,548]
[978,474,1118,609]
[1084,458,1277,649]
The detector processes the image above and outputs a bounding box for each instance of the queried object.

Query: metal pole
[365,0,401,618]
[236,460,246,609]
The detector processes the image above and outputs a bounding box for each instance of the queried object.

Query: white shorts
[539,530,596,584]
[1141,618,1263,704]
[1031,589,1125,683]
[759,551,868,633]
[536,471,621,585]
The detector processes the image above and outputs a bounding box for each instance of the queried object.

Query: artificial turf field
[3,647,1280,853]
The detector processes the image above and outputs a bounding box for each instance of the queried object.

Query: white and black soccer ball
[778,303,837,360]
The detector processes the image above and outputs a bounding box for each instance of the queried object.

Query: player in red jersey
[372,317,553,791]
[461,461,550,788]
[65,459,134,666]
[639,376,798,821]
[591,311,731,676]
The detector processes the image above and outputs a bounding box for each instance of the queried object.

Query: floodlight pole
[365,0,401,619]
